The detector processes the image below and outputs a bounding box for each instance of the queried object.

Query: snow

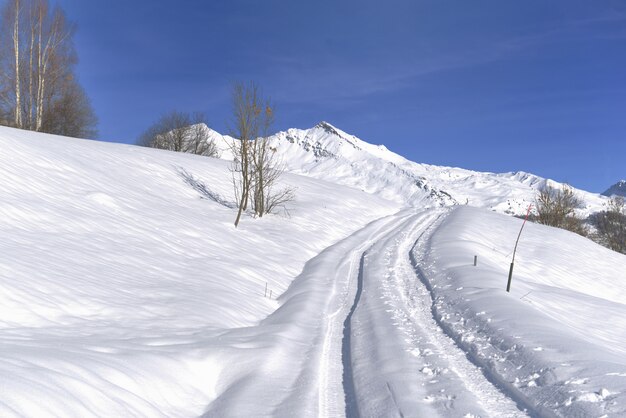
[1,123,625,417]
[603,180,626,197]
[418,206,626,417]
[0,125,399,416]
[239,121,608,217]
[342,209,528,417]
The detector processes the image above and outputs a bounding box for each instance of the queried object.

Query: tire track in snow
[341,253,365,418]
[408,219,539,417]
[348,208,529,417]
[204,210,413,417]
[317,211,416,418]
[318,247,363,418]
[335,210,440,417]
[402,211,528,417]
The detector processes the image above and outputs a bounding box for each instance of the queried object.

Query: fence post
[506,262,514,292]
[507,204,533,292]
[474,255,478,266]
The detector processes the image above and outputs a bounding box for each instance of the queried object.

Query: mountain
[603,180,626,197]
[209,121,606,216]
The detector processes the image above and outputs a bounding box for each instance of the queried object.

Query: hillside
[0,125,398,416]
[1,124,625,417]
[420,206,626,417]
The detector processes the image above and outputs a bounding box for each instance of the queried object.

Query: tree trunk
[12,0,22,128]
[27,3,35,130]
[35,4,43,131]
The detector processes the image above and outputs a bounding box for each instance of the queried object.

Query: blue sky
[56,0,625,192]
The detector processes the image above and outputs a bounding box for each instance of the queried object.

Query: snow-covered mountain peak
[197,121,606,215]
[314,121,342,136]
[259,123,607,214]
[603,180,626,197]
[263,123,458,206]
[279,121,407,165]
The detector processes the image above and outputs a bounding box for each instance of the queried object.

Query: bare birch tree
[250,102,274,216]
[0,0,97,137]
[11,0,22,127]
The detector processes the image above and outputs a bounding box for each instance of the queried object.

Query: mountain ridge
[603,180,626,197]
[204,121,606,216]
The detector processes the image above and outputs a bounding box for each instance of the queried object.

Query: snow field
[418,206,626,417]
[2,123,624,417]
[0,126,399,417]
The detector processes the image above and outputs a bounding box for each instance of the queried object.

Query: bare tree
[229,82,258,227]
[187,114,218,157]
[137,110,218,157]
[141,111,188,152]
[535,184,586,235]
[590,196,626,254]
[40,74,97,138]
[251,131,295,217]
[229,81,294,227]
[250,101,274,217]
[0,0,96,137]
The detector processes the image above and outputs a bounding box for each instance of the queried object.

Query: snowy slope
[418,206,626,417]
[207,121,607,217]
[2,123,625,417]
[0,125,399,416]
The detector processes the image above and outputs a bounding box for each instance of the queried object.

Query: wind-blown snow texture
[0,125,398,416]
[1,123,625,417]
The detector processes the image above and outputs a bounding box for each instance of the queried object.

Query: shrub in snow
[534,184,587,236]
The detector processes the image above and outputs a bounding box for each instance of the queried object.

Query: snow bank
[417,206,626,417]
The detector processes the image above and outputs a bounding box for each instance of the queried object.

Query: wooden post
[507,204,533,292]
[474,255,477,266]
[506,262,514,292]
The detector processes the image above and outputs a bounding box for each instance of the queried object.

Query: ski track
[336,208,528,417]
[318,212,415,418]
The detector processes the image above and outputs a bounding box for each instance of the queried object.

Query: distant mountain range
[602,180,626,197]
[207,121,606,217]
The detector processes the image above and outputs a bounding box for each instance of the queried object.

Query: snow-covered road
[205,208,529,417]
[340,209,527,417]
